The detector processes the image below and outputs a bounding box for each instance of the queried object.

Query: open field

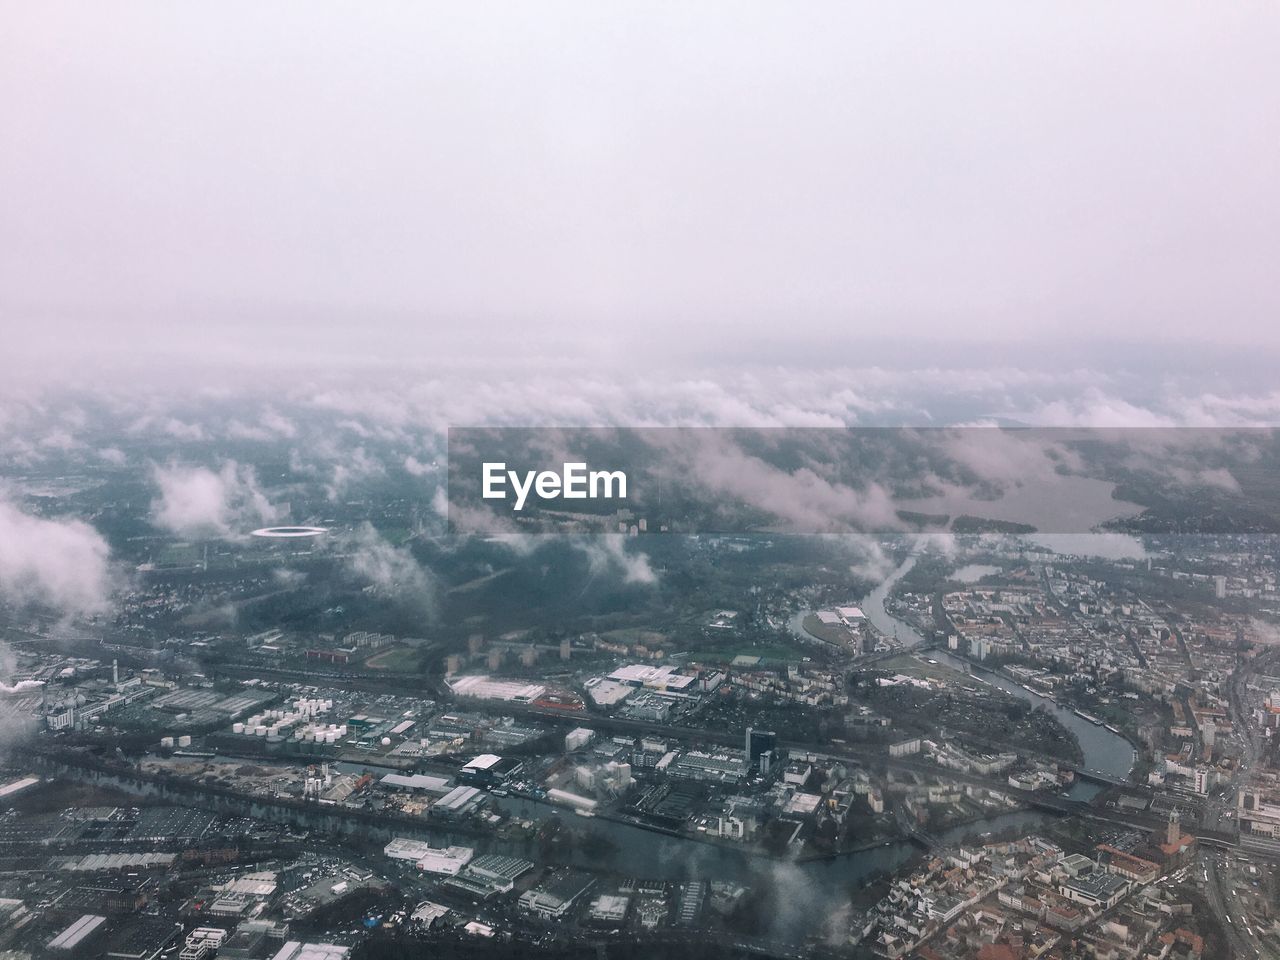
[687,643,810,663]
[877,653,975,686]
[363,646,425,672]
[801,613,855,646]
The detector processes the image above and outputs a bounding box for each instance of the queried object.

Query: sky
[2,2,1279,379]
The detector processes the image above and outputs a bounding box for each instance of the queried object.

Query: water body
[491,794,1046,938]
[229,548,1135,933]
[859,555,1134,799]
[475,554,1132,922]
[907,473,1144,534]
[1025,533,1148,561]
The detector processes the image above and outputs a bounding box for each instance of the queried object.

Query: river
[452,554,1136,909]
[488,794,1047,940]
[475,554,1134,928]
[222,555,1132,937]
[859,553,1135,799]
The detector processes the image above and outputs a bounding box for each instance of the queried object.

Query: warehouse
[441,855,533,899]
[383,838,474,875]
[519,870,595,919]
[447,675,547,703]
[48,915,107,952]
[432,785,487,819]
[459,753,523,787]
[380,773,453,796]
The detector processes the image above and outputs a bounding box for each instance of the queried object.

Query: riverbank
[853,554,1136,795]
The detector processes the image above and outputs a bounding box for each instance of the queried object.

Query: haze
[2,2,1278,378]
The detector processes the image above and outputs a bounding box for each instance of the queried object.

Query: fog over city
[3,6,1280,960]
[3,2,1279,382]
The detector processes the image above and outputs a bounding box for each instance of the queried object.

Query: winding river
[472,555,1134,928]
[859,554,1135,799]
[473,552,1139,933]
[198,556,1134,938]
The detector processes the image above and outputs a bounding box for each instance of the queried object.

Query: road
[1204,849,1272,960]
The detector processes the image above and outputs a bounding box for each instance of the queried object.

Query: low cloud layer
[0,494,113,615]
[340,524,439,619]
[577,534,657,586]
[150,460,278,537]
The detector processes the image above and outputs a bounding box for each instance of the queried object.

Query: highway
[1204,849,1270,960]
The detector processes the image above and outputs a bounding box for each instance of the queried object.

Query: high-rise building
[745,727,776,764]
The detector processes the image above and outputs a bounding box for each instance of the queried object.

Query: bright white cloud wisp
[0,495,113,615]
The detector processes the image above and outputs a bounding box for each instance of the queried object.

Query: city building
[519,870,595,919]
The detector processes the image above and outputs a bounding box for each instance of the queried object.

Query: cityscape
[4,418,1280,960]
[4,3,1279,958]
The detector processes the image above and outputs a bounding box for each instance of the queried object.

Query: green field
[877,653,973,685]
[688,644,809,663]
[801,614,854,646]
[363,645,426,673]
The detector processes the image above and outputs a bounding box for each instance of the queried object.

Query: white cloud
[150,460,278,537]
[577,535,657,586]
[404,455,435,477]
[341,524,438,617]
[0,495,113,615]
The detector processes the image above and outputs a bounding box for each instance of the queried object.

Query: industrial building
[518,870,595,919]
[48,915,107,952]
[383,838,474,875]
[270,943,351,960]
[379,772,453,796]
[441,855,534,899]
[103,918,182,960]
[458,753,524,787]
[432,785,487,819]
[447,675,547,703]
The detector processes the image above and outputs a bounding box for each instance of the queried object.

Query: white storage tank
[233,723,245,734]
[160,736,175,748]
[177,735,192,747]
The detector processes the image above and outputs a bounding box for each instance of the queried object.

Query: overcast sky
[3,2,1278,376]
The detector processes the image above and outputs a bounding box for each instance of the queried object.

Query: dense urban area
[7,0,1280,956]
[5,444,1280,960]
